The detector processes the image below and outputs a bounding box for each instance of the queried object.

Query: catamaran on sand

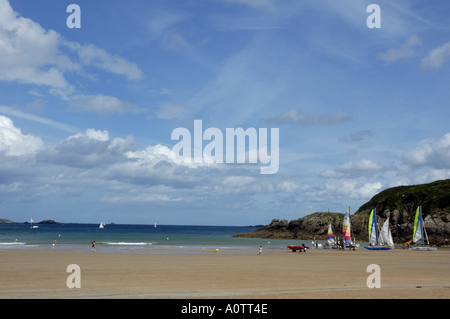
[407,206,437,251]
[364,208,394,250]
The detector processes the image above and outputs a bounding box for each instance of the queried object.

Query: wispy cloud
[340,130,373,143]
[421,41,450,71]
[69,94,146,116]
[378,35,422,63]
[263,109,352,126]
[221,0,273,9]
[156,103,188,120]
[0,105,78,133]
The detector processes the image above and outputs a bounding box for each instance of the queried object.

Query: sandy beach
[0,247,449,299]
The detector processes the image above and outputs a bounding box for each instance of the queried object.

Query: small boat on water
[99,222,105,229]
[30,219,38,230]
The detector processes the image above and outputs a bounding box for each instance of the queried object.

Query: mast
[423,211,430,245]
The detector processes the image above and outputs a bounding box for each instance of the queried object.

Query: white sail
[380,218,394,247]
[413,207,423,244]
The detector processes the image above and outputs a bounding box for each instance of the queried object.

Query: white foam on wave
[102,242,154,246]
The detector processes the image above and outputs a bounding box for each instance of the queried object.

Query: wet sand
[0,247,449,299]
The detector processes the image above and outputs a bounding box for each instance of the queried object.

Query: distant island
[0,218,14,223]
[234,179,450,245]
[23,220,60,224]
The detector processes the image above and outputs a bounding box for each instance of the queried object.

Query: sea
[0,223,318,254]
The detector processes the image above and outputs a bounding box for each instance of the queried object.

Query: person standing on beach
[92,241,96,251]
[258,246,262,255]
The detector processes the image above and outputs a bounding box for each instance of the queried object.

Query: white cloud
[37,128,136,169]
[69,94,146,116]
[0,115,44,156]
[0,0,75,89]
[222,176,256,187]
[0,0,143,97]
[125,144,173,162]
[64,42,144,81]
[100,194,181,204]
[336,159,395,175]
[421,41,450,71]
[378,35,422,63]
[403,132,450,169]
[307,178,383,201]
[68,128,110,142]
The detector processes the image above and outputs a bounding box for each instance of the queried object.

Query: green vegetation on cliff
[356,179,450,219]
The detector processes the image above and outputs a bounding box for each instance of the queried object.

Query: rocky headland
[233,179,450,245]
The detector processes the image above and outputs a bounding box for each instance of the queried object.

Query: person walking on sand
[92,241,96,251]
[258,246,262,255]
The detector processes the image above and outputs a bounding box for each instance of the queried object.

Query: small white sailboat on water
[30,218,38,229]
[99,222,105,229]
[409,206,437,251]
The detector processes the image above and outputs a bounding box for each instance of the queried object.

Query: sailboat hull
[364,246,390,250]
[410,246,437,251]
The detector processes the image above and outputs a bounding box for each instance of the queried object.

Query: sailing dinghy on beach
[342,207,357,250]
[380,217,395,249]
[324,223,338,249]
[364,209,390,250]
[409,206,437,251]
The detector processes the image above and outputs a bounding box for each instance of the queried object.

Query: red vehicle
[287,245,309,252]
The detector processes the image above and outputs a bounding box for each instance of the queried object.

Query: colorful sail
[327,223,334,244]
[413,206,424,245]
[368,209,378,245]
[343,207,351,244]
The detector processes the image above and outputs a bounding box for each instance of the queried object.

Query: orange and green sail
[343,207,351,244]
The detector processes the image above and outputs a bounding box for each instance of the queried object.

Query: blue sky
[1,0,450,225]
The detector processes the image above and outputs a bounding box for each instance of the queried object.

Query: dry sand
[0,247,449,299]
